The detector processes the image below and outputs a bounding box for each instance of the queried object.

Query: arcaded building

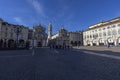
[0,18,29,48]
[83,17,120,46]
[69,31,83,46]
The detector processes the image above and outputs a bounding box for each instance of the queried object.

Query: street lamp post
[32,27,35,56]
[14,26,21,48]
[32,28,35,49]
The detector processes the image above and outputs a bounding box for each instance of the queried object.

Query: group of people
[49,45,71,49]
[106,43,114,48]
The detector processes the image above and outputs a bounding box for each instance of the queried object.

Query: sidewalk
[73,46,120,52]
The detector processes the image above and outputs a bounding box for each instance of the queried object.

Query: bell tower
[47,23,52,46]
[48,23,52,39]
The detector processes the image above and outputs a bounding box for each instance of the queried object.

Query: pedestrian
[107,43,110,48]
[50,45,52,49]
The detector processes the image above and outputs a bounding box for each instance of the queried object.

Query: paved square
[0,48,120,80]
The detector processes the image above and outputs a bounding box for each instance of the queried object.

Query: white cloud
[14,17,28,26]
[27,0,45,17]
[14,17,23,24]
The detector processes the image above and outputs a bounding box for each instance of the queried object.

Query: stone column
[97,41,99,46]
[90,41,93,46]
[114,39,118,46]
[104,40,107,46]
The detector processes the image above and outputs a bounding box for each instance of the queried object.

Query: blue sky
[0,0,120,34]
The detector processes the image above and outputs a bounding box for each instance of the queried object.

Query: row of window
[85,29,120,39]
[85,24,120,34]
[1,26,26,33]
[4,33,24,38]
[4,33,13,38]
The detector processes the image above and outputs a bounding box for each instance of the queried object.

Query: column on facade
[96,39,99,46]
[114,39,117,46]
[90,41,93,46]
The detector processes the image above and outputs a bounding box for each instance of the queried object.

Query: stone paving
[1,48,120,80]
[74,46,120,52]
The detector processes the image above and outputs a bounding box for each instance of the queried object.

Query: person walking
[107,43,110,48]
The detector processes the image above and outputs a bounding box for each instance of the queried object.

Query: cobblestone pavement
[73,46,120,52]
[35,48,120,80]
[0,50,34,80]
[0,48,120,80]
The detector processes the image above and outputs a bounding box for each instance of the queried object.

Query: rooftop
[88,17,120,30]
